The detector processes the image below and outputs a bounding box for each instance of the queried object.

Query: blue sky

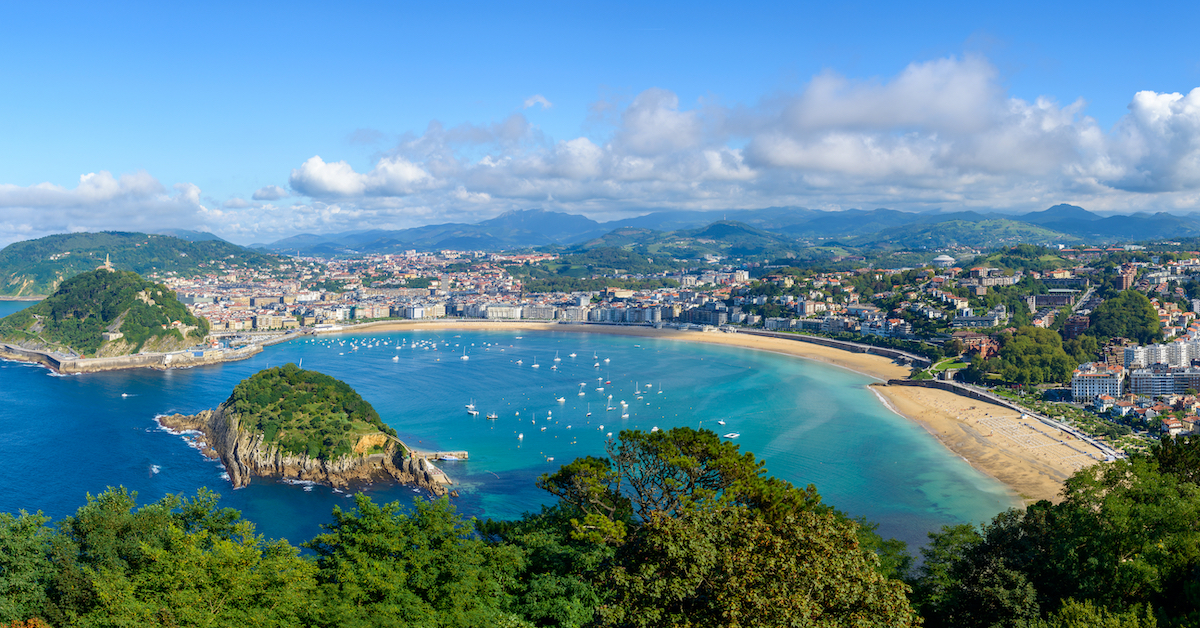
[2,1,1199,245]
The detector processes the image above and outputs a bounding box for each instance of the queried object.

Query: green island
[230,364,400,460]
[0,268,209,357]
[4,428,1199,627]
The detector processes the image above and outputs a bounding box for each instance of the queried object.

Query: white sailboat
[460,347,469,361]
[531,357,540,369]
[553,351,561,362]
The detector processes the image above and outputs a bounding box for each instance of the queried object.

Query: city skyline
[2,1,1200,247]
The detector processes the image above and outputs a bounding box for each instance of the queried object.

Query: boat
[468,409,479,417]
[586,404,592,417]
[392,355,399,361]
[553,351,561,362]
[438,454,461,461]
[717,420,726,426]
[531,358,540,369]
[556,396,566,403]
[621,413,629,418]
[466,400,476,411]
[651,426,659,433]
[722,432,740,439]
[460,348,469,360]
[604,358,610,363]
[486,412,498,420]
[594,362,600,368]
[569,352,577,358]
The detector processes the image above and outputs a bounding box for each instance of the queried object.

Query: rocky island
[159,364,455,495]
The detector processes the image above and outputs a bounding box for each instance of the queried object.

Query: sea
[0,300,1018,549]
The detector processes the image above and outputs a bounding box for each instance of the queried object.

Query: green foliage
[989,326,1079,385]
[304,494,526,627]
[0,269,208,356]
[536,427,917,626]
[0,512,54,624]
[1088,289,1162,344]
[909,456,1200,627]
[41,487,315,627]
[0,231,283,297]
[229,364,396,460]
[594,504,918,628]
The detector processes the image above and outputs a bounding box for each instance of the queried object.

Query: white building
[1071,362,1125,402]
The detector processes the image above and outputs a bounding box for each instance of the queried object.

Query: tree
[0,512,54,624]
[41,487,316,627]
[594,505,918,627]
[1088,290,1162,344]
[304,495,526,627]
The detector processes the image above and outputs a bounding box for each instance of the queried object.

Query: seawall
[0,343,262,373]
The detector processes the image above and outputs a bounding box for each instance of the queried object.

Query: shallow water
[0,300,1017,547]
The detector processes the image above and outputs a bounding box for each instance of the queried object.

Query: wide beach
[334,320,1096,503]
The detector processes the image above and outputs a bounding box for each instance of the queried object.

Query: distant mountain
[154,229,231,243]
[252,204,1200,256]
[1016,204,1102,225]
[852,219,1072,249]
[0,232,284,297]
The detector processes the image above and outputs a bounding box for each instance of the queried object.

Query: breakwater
[0,342,262,373]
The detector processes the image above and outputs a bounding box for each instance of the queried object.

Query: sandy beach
[328,320,1096,502]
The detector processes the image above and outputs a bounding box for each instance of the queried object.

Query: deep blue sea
[0,300,1017,548]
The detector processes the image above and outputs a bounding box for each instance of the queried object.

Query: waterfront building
[1071,362,1125,402]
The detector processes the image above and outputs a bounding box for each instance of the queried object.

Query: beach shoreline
[325,319,1095,503]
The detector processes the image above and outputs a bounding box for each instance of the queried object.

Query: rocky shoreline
[158,403,455,496]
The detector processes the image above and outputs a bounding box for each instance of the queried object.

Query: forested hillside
[0,269,208,356]
[0,231,283,296]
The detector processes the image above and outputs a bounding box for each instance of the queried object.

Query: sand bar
[323,320,1095,502]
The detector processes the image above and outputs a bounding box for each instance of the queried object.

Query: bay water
[0,301,1017,548]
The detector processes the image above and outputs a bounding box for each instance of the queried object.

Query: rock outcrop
[159,403,453,496]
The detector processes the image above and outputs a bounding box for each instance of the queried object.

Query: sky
[2,1,1200,246]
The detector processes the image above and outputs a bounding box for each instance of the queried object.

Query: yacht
[553,351,561,362]
[465,400,476,411]
[486,412,498,420]
[723,432,740,439]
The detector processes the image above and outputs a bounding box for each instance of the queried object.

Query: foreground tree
[304,494,527,627]
[42,487,316,627]
[536,428,918,627]
[595,505,918,628]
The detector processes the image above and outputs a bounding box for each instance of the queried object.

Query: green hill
[227,364,399,460]
[0,269,209,357]
[0,231,285,297]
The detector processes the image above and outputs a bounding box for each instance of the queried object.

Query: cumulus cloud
[0,170,209,247]
[524,94,553,109]
[252,185,289,200]
[10,55,1200,246]
[289,155,434,198]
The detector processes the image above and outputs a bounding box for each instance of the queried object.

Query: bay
[0,300,1017,548]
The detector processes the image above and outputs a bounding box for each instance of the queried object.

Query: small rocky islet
[159,363,455,495]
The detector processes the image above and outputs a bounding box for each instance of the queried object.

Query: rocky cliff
[159,403,454,496]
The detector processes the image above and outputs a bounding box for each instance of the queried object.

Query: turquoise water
[0,300,1017,548]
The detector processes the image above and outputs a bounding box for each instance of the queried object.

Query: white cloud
[0,170,207,247]
[289,155,434,199]
[252,185,289,200]
[10,56,1200,247]
[524,94,553,109]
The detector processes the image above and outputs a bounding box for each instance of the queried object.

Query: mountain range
[249,204,1198,256]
